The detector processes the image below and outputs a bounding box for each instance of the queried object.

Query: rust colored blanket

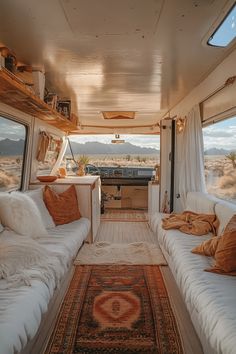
[162,211,219,236]
[45,265,184,354]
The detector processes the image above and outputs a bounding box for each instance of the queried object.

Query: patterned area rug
[101,210,148,222]
[45,265,183,354]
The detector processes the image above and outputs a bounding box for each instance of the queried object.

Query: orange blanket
[162,211,219,236]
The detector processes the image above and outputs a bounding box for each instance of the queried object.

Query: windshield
[64,134,160,174]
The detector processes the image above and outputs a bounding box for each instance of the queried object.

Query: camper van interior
[0,1,236,353]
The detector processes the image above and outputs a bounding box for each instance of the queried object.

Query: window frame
[207,3,236,48]
[0,114,29,191]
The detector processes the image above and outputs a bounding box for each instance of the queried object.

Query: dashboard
[86,165,154,186]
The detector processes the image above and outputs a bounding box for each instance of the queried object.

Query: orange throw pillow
[205,215,236,276]
[43,185,81,225]
[192,237,220,257]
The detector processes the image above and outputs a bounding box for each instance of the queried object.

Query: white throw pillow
[0,222,3,233]
[26,188,55,229]
[0,192,48,239]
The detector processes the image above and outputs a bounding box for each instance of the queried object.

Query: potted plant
[77,155,89,176]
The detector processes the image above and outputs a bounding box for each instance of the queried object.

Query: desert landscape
[1,152,236,205]
[204,155,236,204]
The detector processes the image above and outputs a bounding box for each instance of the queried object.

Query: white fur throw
[0,230,66,288]
[0,192,48,239]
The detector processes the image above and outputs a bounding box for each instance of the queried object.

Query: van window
[0,116,27,191]
[203,116,236,204]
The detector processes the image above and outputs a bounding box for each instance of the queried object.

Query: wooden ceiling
[0,0,235,134]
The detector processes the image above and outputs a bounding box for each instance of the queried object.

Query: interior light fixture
[208,3,236,47]
[111,134,125,144]
[176,117,186,134]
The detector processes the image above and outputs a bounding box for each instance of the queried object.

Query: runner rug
[45,265,184,354]
[101,210,148,222]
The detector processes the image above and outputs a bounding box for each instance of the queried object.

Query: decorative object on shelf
[57,99,71,119]
[77,155,90,176]
[44,90,58,110]
[5,54,17,73]
[36,175,58,182]
[58,167,67,178]
[32,69,45,100]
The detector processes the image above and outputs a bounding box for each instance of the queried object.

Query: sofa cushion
[0,192,48,239]
[191,237,220,257]
[156,227,236,354]
[215,201,236,236]
[43,185,81,226]
[185,192,217,214]
[206,215,236,275]
[26,188,55,229]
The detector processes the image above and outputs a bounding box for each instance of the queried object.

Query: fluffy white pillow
[0,192,48,239]
[26,188,55,229]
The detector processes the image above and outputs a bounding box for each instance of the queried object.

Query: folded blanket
[162,211,219,236]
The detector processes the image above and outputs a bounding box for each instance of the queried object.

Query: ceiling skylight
[208,3,236,47]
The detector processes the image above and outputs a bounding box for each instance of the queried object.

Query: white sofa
[150,192,236,354]
[0,188,90,354]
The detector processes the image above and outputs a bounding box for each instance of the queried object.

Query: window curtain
[178,105,206,208]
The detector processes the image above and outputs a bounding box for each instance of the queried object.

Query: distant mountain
[67,141,159,155]
[0,138,25,156]
[204,148,234,155]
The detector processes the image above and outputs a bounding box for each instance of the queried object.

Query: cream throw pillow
[0,192,48,239]
[26,188,55,229]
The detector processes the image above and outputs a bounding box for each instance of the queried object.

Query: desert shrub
[219,174,236,189]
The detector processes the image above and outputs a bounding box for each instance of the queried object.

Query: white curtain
[178,105,206,208]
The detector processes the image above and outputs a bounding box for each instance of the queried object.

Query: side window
[203,116,236,204]
[0,116,27,191]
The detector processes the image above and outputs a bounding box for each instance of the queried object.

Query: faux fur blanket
[0,230,66,289]
[162,211,219,236]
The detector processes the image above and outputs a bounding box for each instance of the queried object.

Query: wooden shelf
[0,67,78,132]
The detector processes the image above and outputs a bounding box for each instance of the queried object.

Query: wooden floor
[96,221,156,243]
[95,212,203,354]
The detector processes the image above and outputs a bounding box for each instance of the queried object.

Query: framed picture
[57,99,71,119]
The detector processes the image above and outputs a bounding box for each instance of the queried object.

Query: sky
[0,116,236,151]
[203,116,236,150]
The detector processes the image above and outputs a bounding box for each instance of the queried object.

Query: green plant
[78,154,90,165]
[225,151,236,169]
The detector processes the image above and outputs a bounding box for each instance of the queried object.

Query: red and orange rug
[45,265,183,353]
